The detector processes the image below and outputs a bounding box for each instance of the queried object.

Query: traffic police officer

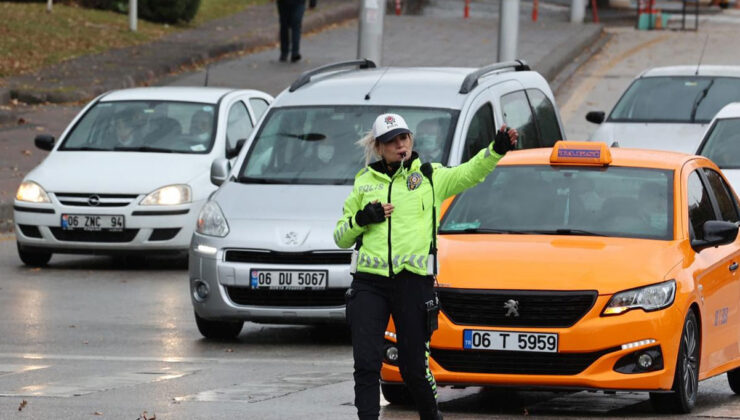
[334,113,518,420]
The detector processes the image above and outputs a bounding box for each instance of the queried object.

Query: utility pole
[129,0,138,32]
[570,0,585,22]
[498,0,519,61]
[357,0,386,65]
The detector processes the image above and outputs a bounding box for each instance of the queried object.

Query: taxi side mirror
[691,220,739,252]
[210,158,231,186]
[585,111,605,124]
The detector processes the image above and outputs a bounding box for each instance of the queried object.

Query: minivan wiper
[114,146,174,153]
[237,176,285,184]
[528,229,606,236]
[690,79,714,123]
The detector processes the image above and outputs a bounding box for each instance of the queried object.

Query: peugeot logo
[283,231,298,246]
[87,194,101,206]
[503,299,520,318]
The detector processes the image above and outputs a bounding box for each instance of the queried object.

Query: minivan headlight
[16,181,50,203]
[196,201,229,237]
[603,280,676,316]
[140,184,191,205]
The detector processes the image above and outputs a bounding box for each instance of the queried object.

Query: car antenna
[364,67,390,101]
[204,64,210,87]
[695,34,710,76]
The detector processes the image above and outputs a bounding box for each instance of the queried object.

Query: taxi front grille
[226,287,346,307]
[224,250,351,265]
[438,289,597,328]
[431,347,614,375]
[49,228,139,243]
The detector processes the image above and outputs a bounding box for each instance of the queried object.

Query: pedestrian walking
[334,113,518,420]
[275,0,316,62]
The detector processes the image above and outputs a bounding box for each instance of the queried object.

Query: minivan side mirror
[691,220,739,252]
[34,134,55,151]
[226,139,247,159]
[585,111,606,124]
[210,158,232,186]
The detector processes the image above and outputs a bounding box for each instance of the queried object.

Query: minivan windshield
[60,101,216,154]
[440,165,673,240]
[239,106,458,185]
[609,77,740,123]
[698,118,740,168]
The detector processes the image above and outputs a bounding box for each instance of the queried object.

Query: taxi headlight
[140,184,191,206]
[16,181,51,203]
[603,280,675,316]
[196,201,229,237]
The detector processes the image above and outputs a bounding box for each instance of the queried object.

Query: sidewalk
[0,9,604,232]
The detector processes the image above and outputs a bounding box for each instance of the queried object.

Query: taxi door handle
[730,262,738,272]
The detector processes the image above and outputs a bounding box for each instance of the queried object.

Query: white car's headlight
[196,201,229,237]
[603,280,676,316]
[140,184,191,206]
[16,181,50,203]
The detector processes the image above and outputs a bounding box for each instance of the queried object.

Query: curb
[535,23,604,84]
[7,2,359,105]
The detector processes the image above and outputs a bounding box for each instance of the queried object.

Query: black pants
[346,271,440,420]
[276,0,306,58]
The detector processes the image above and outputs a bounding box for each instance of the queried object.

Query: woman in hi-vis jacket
[334,113,518,420]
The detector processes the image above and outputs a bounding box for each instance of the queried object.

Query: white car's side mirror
[210,158,231,186]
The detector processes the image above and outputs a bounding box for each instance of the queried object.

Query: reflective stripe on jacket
[334,143,503,277]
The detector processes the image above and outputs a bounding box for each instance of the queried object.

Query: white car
[696,102,740,190]
[586,65,740,153]
[14,87,273,266]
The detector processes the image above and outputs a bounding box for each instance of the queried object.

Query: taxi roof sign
[550,141,612,166]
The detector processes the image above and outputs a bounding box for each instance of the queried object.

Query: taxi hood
[437,235,683,295]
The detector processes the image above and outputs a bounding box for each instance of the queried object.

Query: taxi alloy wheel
[194,311,244,340]
[381,383,414,405]
[728,367,740,394]
[649,311,699,414]
[16,242,52,267]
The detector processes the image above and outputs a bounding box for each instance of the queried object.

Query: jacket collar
[368,151,420,177]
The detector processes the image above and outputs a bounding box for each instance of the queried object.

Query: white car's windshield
[699,118,740,168]
[60,101,216,154]
[440,165,673,240]
[239,106,458,185]
[609,77,740,124]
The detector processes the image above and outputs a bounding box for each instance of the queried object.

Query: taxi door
[685,165,740,374]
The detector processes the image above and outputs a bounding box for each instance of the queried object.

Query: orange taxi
[381,141,740,413]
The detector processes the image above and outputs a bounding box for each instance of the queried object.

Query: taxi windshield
[238,106,457,185]
[59,101,216,154]
[440,165,674,240]
[609,76,740,124]
[698,118,740,169]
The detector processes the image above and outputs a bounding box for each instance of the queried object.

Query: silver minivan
[189,59,566,339]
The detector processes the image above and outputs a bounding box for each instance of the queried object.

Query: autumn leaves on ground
[0,0,265,80]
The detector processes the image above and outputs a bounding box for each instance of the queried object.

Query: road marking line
[0,234,15,242]
[0,352,352,366]
[559,33,672,123]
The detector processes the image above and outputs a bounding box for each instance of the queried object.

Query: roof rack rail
[459,59,530,94]
[289,59,377,92]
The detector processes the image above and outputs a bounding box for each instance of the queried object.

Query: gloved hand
[355,202,385,227]
[492,128,515,155]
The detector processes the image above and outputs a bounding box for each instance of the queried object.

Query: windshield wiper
[237,176,285,184]
[439,228,527,234]
[114,146,174,153]
[527,229,606,236]
[63,146,110,151]
[690,79,714,123]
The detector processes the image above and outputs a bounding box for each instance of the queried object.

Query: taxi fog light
[16,181,50,203]
[614,345,663,374]
[384,345,399,365]
[193,280,210,301]
[603,280,675,316]
[638,353,653,369]
[195,244,217,255]
[140,184,191,206]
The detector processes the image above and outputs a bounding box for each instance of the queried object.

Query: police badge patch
[407,172,422,191]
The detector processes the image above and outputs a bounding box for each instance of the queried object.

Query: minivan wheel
[381,383,414,405]
[728,367,740,394]
[649,311,699,414]
[194,311,243,340]
[17,242,52,267]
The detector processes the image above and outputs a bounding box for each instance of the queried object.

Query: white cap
[372,113,412,144]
